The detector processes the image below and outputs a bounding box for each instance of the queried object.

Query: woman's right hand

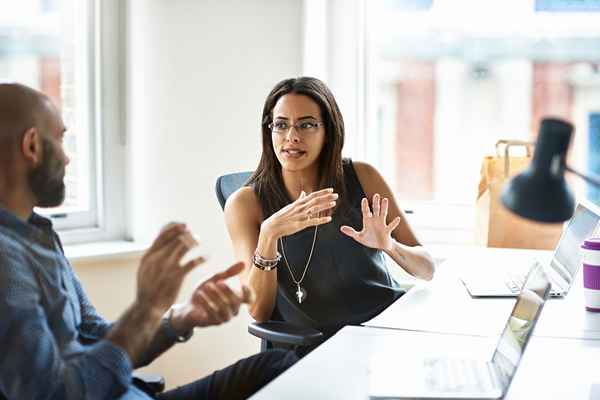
[261,188,338,240]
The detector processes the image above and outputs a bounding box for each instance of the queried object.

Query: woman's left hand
[340,193,401,252]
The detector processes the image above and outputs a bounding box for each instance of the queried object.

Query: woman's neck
[282,167,319,200]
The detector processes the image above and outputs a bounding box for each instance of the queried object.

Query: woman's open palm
[340,193,400,251]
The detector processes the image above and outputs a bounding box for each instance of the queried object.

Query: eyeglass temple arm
[565,165,600,188]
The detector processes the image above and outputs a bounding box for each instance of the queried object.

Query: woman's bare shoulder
[350,160,386,194]
[351,160,380,179]
[224,186,263,220]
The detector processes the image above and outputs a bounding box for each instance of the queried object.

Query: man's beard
[28,137,66,208]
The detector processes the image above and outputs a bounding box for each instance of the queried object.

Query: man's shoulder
[0,228,35,279]
[0,227,29,257]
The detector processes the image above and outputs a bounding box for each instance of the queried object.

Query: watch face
[163,308,193,342]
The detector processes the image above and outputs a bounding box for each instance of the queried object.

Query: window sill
[64,240,149,264]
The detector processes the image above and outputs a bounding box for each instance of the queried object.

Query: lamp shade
[501,118,575,223]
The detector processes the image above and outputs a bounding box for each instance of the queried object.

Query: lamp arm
[565,165,600,188]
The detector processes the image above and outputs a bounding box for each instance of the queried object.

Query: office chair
[133,371,165,396]
[215,171,324,351]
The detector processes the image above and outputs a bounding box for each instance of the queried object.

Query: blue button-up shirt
[0,208,151,399]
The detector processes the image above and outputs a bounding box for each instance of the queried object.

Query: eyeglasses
[268,119,324,135]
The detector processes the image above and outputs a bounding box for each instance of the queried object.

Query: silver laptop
[369,264,551,399]
[461,200,600,298]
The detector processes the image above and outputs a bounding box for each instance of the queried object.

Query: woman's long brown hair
[248,77,347,219]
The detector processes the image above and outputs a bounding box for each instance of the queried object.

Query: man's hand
[136,223,205,316]
[107,222,206,366]
[170,261,255,333]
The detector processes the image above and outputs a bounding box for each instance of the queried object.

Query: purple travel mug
[582,237,600,312]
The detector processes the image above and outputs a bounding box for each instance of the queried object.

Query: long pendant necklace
[280,225,318,304]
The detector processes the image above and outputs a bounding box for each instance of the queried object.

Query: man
[0,83,296,399]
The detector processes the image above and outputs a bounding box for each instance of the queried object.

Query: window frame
[46,0,127,244]
[304,0,600,245]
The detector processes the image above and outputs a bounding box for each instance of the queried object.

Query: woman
[224,77,434,342]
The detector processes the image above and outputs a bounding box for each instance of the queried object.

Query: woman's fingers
[295,188,335,206]
[387,216,401,233]
[296,193,338,216]
[380,197,389,221]
[361,198,372,218]
[340,225,360,239]
[304,200,337,217]
[372,194,380,217]
[307,215,332,227]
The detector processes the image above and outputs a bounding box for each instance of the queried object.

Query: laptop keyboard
[423,358,496,393]
[504,272,525,293]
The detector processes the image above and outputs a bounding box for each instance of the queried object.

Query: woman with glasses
[224,77,434,352]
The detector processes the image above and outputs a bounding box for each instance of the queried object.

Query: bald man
[0,83,296,400]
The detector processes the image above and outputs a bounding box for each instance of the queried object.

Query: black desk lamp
[501,117,600,223]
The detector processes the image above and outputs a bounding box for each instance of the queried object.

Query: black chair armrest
[248,321,324,347]
[132,371,166,395]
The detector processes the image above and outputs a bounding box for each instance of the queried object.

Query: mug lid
[582,237,600,250]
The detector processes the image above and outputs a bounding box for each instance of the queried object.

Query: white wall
[78,0,303,389]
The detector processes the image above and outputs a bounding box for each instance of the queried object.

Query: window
[307,0,600,244]
[0,0,126,243]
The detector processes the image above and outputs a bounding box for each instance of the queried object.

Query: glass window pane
[368,0,600,206]
[0,0,93,217]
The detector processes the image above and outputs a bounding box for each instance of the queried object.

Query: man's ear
[21,127,43,166]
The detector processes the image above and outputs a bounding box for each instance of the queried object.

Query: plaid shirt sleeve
[68,266,115,340]
[54,232,114,340]
[0,249,134,400]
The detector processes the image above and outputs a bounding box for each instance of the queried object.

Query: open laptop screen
[551,202,600,284]
[491,265,551,388]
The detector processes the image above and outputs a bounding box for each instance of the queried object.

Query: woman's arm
[224,187,278,322]
[224,187,338,321]
[352,161,435,280]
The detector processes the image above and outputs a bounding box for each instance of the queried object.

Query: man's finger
[240,284,255,304]
[209,261,245,282]
[150,223,186,251]
[202,284,231,322]
[182,255,206,274]
[151,231,190,264]
[213,281,240,307]
[170,237,193,263]
[215,281,242,316]
[194,292,219,323]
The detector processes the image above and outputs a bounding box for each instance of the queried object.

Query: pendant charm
[295,285,307,304]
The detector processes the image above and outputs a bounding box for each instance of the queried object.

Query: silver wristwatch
[161,307,193,343]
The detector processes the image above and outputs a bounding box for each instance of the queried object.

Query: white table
[251,246,600,399]
[369,246,600,339]
[252,325,600,399]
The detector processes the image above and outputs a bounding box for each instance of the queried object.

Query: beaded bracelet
[252,251,281,271]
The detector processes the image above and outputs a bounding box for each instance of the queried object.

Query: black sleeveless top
[273,159,405,334]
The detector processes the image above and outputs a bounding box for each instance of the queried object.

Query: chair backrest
[215,170,322,352]
[215,171,253,209]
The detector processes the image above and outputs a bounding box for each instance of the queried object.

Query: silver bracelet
[161,307,193,343]
[252,251,281,271]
